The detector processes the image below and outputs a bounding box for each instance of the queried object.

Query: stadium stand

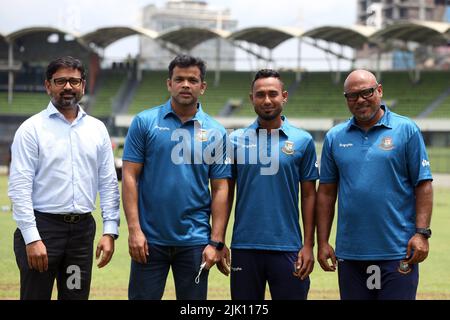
[117,70,448,119]
[282,72,347,119]
[0,92,49,115]
[202,71,255,116]
[429,95,450,118]
[89,69,129,117]
[379,71,450,117]
[2,68,448,120]
[127,70,170,115]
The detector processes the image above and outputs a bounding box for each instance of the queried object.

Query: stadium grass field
[0,175,449,300]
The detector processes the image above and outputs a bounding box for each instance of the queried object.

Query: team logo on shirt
[196,129,209,142]
[379,136,394,150]
[398,260,412,275]
[281,141,295,155]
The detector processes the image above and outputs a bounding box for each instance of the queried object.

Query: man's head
[45,56,86,109]
[250,69,287,122]
[343,69,383,125]
[168,55,206,82]
[167,55,207,108]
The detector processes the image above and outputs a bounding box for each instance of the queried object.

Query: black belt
[34,210,92,224]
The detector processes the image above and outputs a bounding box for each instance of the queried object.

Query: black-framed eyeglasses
[52,77,83,87]
[344,84,379,101]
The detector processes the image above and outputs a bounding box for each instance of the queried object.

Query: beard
[354,105,380,123]
[51,91,82,109]
[255,106,283,122]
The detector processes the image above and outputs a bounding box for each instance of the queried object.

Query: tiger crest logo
[379,136,394,150]
[281,141,294,155]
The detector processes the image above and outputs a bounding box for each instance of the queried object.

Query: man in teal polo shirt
[229,69,319,300]
[122,55,232,300]
[316,69,433,300]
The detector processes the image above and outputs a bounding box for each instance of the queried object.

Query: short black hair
[251,69,284,90]
[168,55,206,82]
[46,56,86,81]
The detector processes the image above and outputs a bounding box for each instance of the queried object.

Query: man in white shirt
[8,56,120,300]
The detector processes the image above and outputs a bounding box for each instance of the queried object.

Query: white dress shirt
[8,102,120,244]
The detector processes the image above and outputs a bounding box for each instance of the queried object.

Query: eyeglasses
[52,77,83,87]
[344,84,379,101]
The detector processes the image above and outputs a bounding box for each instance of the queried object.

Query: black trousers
[13,212,96,300]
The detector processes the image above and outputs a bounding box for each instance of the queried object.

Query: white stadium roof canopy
[0,21,448,61]
[370,20,450,45]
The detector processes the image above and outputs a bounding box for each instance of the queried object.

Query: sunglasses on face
[344,84,379,102]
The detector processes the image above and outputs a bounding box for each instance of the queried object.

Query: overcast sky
[0,0,357,70]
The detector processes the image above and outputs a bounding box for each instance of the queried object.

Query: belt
[34,210,92,224]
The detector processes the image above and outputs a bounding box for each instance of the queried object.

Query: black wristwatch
[416,228,432,239]
[208,240,225,251]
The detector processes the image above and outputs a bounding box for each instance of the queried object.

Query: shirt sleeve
[406,127,433,186]
[8,123,41,244]
[97,125,121,237]
[318,133,339,184]
[122,115,146,164]
[299,137,320,182]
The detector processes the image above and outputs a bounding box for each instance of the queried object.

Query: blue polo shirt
[320,105,433,260]
[230,117,319,251]
[123,99,232,246]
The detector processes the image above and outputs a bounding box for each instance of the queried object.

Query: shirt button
[365,137,368,140]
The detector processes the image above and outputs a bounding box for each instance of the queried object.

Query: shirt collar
[46,101,86,122]
[162,98,206,125]
[249,115,289,137]
[346,105,392,131]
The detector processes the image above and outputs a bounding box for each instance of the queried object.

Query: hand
[96,235,115,268]
[216,245,231,276]
[317,243,337,272]
[202,244,227,271]
[405,234,429,264]
[26,240,48,272]
[128,228,148,264]
[293,245,314,280]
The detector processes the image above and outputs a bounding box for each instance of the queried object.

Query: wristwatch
[416,228,432,239]
[208,240,225,251]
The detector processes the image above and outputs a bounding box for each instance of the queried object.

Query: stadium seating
[282,72,348,119]
[2,70,448,119]
[378,71,450,117]
[89,70,128,117]
[429,95,450,118]
[0,92,49,115]
[127,70,170,114]
[202,71,255,116]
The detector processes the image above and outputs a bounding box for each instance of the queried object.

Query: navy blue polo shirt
[123,99,232,246]
[320,105,433,260]
[230,117,319,251]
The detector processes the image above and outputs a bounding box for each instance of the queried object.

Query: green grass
[1,175,449,299]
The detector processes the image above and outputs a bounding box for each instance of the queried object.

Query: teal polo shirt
[123,99,232,246]
[230,116,319,251]
[320,105,433,260]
